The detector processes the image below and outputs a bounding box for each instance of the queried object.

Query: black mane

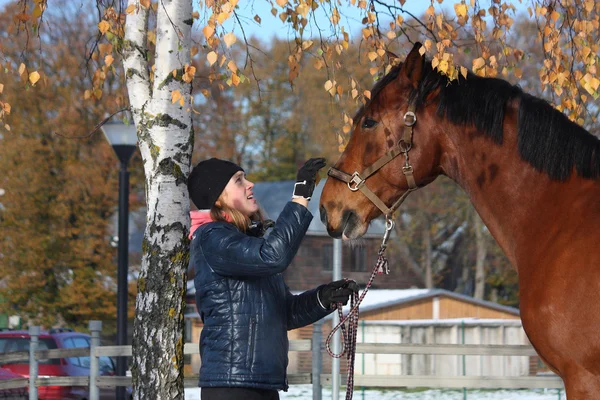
[365,60,600,181]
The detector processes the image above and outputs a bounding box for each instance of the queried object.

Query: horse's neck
[442,123,600,269]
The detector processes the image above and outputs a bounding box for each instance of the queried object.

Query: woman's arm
[198,202,312,277]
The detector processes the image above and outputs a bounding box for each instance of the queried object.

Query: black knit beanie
[188,158,244,210]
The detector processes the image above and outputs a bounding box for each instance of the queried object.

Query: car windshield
[0,338,60,365]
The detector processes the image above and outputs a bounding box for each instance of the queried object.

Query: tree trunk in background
[124,0,193,398]
[423,220,433,289]
[473,213,487,300]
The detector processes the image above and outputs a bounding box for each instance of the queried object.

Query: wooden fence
[0,321,564,400]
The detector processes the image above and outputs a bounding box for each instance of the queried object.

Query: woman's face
[219,171,259,217]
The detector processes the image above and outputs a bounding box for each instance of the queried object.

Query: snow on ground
[185,385,566,400]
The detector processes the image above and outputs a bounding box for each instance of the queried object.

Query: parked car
[0,367,27,399]
[0,328,126,400]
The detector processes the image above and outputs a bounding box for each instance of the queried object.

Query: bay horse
[319,42,600,398]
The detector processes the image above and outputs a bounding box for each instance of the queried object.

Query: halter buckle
[404,111,416,127]
[348,172,364,192]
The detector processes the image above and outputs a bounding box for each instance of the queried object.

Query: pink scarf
[189,210,232,239]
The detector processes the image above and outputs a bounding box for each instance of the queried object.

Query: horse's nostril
[319,205,328,226]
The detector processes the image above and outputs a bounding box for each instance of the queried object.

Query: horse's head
[320,42,444,239]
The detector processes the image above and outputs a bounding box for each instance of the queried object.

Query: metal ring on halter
[404,111,416,126]
[347,172,364,192]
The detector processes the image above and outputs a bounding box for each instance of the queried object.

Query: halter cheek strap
[327,103,420,220]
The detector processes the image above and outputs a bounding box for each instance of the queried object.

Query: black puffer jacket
[191,202,331,391]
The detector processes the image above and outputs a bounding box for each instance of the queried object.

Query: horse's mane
[362,60,600,182]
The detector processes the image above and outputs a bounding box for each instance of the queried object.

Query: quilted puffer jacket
[190,202,332,391]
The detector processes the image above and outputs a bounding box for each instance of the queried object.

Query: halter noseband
[327,103,420,223]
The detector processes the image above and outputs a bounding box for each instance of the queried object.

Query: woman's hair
[210,199,265,232]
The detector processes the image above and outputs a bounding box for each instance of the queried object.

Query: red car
[0,329,125,400]
[0,367,27,398]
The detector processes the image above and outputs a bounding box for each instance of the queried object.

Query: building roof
[253,179,391,237]
[333,288,520,317]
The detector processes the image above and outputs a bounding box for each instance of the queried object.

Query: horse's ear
[400,42,425,87]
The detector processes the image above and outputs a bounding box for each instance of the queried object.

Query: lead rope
[325,218,394,400]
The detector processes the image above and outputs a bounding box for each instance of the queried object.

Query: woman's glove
[318,279,359,310]
[293,157,327,200]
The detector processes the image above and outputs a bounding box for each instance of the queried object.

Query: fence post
[312,320,322,400]
[89,320,102,400]
[29,325,40,400]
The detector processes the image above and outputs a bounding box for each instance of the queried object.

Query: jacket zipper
[247,318,256,367]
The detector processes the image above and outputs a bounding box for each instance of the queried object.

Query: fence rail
[0,321,564,399]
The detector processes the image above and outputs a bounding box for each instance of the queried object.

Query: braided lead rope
[325,249,389,400]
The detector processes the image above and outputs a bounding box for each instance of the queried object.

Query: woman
[188,157,358,400]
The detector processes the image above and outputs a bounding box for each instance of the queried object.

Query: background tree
[0,1,140,333]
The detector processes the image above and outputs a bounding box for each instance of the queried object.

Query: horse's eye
[362,117,378,129]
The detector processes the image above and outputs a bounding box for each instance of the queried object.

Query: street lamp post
[101,121,137,400]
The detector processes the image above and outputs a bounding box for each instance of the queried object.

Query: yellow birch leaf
[203,25,215,39]
[254,15,261,23]
[276,0,287,7]
[324,80,334,92]
[192,11,200,19]
[140,0,150,8]
[3,103,10,113]
[224,32,236,48]
[231,73,240,86]
[338,144,346,153]
[105,55,114,67]
[227,60,238,73]
[28,71,40,85]
[179,96,185,106]
[191,47,199,58]
[472,57,485,70]
[313,59,323,70]
[337,85,343,97]
[125,4,136,14]
[431,57,439,69]
[386,31,396,39]
[367,52,378,62]
[364,90,371,99]
[514,68,523,79]
[351,89,358,99]
[32,4,43,19]
[279,12,287,23]
[18,63,26,76]
[426,6,434,16]
[362,28,372,39]
[84,89,91,100]
[98,20,110,35]
[296,3,309,18]
[419,46,426,56]
[302,40,313,50]
[438,60,448,74]
[454,3,467,18]
[369,67,378,76]
[342,125,351,134]
[172,89,182,104]
[207,51,218,66]
[0,83,3,94]
[460,66,468,79]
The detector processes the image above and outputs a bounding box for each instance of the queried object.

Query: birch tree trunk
[473,213,487,300]
[123,0,193,398]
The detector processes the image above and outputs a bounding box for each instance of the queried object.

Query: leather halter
[327,103,420,221]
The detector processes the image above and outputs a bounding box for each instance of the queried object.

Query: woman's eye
[362,118,378,129]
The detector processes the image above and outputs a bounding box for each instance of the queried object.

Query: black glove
[293,157,327,200]
[318,279,359,309]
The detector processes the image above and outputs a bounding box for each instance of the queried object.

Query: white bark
[124,1,193,398]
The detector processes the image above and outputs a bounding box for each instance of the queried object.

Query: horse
[319,42,600,398]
